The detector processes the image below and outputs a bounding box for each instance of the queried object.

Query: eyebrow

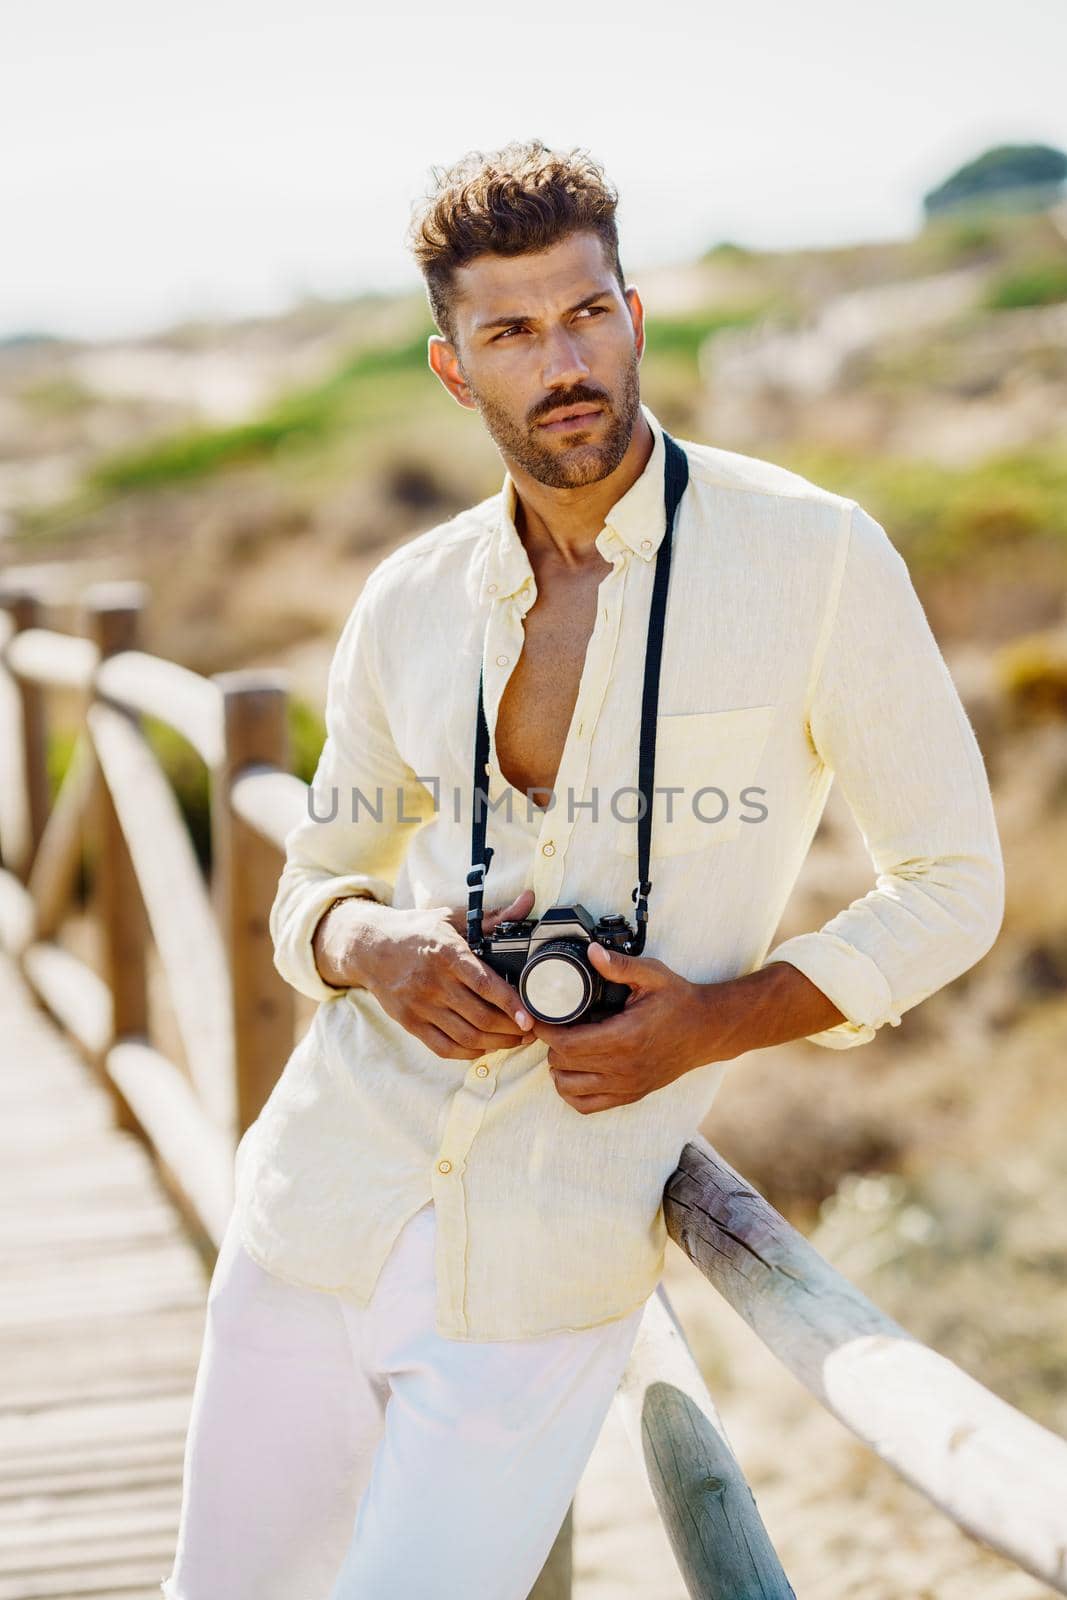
[474,291,611,335]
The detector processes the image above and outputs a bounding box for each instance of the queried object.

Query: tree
[923,143,1067,218]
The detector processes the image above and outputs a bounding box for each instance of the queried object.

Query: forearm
[695,959,847,1060]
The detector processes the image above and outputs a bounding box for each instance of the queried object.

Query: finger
[483,888,536,927]
[417,1021,483,1060]
[532,1011,630,1057]
[429,1005,527,1054]
[563,1095,622,1115]
[442,889,535,937]
[445,980,534,1038]
[549,1066,612,1096]
[454,948,535,1028]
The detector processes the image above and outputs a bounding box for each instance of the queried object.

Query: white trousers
[161,1199,648,1600]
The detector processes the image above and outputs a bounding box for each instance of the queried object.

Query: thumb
[483,887,536,929]
[441,888,534,937]
[587,939,655,984]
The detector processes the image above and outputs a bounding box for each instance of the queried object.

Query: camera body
[482,903,635,1025]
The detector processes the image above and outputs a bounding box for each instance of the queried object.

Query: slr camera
[482,903,636,1025]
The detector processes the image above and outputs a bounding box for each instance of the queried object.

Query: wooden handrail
[95,650,224,766]
[664,1136,1067,1593]
[4,627,99,690]
[1,574,1065,1599]
[230,767,307,851]
[88,699,236,1130]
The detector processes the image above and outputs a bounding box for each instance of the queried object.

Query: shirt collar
[479,402,669,605]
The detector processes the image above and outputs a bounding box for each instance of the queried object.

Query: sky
[3,0,1065,342]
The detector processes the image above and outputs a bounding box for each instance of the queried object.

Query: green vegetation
[701,240,754,262]
[923,142,1067,218]
[82,306,769,497]
[88,328,434,493]
[18,376,95,416]
[984,259,1067,310]
[777,445,1067,572]
[646,304,767,371]
[993,631,1067,720]
[288,695,327,784]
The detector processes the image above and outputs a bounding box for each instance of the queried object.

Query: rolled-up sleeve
[268,572,437,1003]
[761,501,1005,1048]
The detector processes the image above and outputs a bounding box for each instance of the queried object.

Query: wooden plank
[0,1395,192,1457]
[0,952,209,1596]
[0,1558,173,1600]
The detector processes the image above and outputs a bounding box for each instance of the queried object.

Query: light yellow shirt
[234,403,1004,1341]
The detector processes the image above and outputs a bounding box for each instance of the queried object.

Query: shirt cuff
[273,874,394,1004]
[759,931,903,1050]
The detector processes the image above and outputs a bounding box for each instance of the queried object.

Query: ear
[428,334,478,412]
[623,285,646,363]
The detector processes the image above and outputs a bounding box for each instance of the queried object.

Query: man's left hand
[530,941,736,1114]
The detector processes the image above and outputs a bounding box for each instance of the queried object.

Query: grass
[88,328,434,494]
[645,303,769,371]
[984,259,1067,310]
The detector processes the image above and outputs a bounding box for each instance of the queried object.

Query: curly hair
[406,138,625,345]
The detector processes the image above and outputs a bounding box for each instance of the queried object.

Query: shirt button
[476,1065,489,1078]
[487,583,498,594]
[496,654,509,666]
[437,1159,453,1174]
[641,538,652,550]
[542,841,555,857]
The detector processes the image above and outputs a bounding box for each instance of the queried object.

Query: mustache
[528,386,611,426]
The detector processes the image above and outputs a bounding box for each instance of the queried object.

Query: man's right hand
[312,890,539,1061]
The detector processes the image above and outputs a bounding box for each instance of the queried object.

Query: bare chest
[494,562,608,808]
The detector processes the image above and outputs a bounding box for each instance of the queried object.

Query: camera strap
[467,428,690,958]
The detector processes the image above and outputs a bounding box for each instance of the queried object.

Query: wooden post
[526,1501,573,1600]
[212,670,294,1135]
[0,589,49,880]
[617,1285,795,1598]
[84,582,150,1131]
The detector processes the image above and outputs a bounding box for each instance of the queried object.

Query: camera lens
[518,940,595,1024]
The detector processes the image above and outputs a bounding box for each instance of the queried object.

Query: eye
[494,325,528,341]
[576,305,608,320]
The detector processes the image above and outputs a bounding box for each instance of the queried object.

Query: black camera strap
[467,429,690,958]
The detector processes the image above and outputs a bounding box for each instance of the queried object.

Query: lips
[537,405,603,430]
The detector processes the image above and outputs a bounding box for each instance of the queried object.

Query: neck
[509,411,654,571]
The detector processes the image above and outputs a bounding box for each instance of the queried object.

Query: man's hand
[313,889,539,1061]
[534,946,850,1112]
[531,941,743,1114]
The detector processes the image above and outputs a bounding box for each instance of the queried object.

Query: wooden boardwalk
[0,952,207,1600]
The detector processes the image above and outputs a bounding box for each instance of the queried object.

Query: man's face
[430,231,644,489]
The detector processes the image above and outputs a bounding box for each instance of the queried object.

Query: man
[162,140,1004,1598]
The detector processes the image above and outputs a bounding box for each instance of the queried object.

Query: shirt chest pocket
[612,704,776,859]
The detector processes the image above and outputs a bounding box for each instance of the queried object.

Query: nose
[541,325,591,389]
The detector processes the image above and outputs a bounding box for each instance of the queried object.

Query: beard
[459,350,642,490]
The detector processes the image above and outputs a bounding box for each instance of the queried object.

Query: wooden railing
[1,578,1065,1599]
